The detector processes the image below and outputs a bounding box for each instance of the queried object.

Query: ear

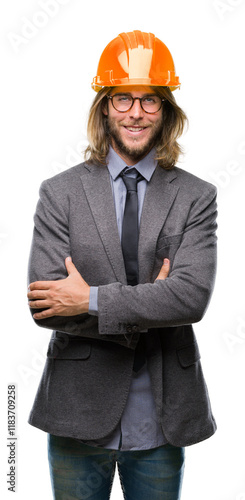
[102,99,108,116]
[102,93,112,116]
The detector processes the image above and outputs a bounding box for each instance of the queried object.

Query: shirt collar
[106,146,157,182]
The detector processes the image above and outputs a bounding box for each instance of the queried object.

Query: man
[27,30,217,500]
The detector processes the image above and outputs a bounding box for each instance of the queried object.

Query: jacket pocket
[156,232,184,253]
[153,232,184,279]
[176,342,201,368]
[47,338,91,360]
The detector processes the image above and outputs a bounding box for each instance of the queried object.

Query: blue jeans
[48,434,185,499]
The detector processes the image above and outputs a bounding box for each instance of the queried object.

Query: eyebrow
[111,92,156,97]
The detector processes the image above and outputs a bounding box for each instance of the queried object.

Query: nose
[128,98,145,119]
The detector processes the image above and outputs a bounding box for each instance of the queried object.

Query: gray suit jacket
[28,161,217,447]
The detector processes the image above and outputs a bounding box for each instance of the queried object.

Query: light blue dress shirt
[85,146,167,450]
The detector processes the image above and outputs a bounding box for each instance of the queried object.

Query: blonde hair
[84,86,188,170]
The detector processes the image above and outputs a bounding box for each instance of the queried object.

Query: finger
[27,290,48,300]
[28,281,52,291]
[33,308,55,320]
[65,256,78,275]
[161,258,170,278]
[29,300,51,309]
[155,259,170,281]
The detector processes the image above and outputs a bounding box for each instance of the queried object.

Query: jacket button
[126,325,139,333]
[132,325,139,333]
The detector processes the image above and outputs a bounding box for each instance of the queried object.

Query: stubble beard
[106,116,163,162]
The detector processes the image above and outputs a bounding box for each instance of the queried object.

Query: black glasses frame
[107,95,164,114]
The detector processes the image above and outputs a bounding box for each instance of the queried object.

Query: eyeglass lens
[111,94,162,113]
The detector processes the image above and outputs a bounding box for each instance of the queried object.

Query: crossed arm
[27,177,217,337]
[27,257,170,319]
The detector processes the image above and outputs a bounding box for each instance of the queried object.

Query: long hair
[84,86,188,170]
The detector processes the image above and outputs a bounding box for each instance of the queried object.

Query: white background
[1,0,245,498]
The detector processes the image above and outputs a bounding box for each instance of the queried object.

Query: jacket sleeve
[97,185,218,336]
[27,179,135,347]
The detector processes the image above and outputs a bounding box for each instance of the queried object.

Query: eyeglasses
[107,94,164,114]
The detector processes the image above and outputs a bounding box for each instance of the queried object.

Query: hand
[155,258,170,281]
[27,257,90,320]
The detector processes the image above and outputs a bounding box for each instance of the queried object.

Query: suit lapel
[138,166,179,283]
[79,162,179,285]
[79,164,127,284]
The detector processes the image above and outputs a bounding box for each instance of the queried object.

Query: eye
[115,95,131,103]
[143,96,157,104]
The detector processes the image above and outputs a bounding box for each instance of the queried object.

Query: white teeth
[126,127,144,132]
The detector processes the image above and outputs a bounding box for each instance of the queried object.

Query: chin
[122,143,152,160]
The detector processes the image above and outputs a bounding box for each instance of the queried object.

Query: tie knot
[120,169,144,192]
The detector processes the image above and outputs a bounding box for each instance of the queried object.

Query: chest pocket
[155,232,184,269]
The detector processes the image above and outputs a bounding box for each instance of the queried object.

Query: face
[103,86,163,166]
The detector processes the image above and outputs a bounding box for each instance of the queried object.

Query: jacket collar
[80,162,179,284]
[106,146,157,182]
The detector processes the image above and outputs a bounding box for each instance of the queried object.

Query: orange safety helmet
[92,30,180,92]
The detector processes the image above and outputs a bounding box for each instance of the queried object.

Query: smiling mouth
[124,126,146,132]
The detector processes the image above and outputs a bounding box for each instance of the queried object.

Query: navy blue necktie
[120,169,146,372]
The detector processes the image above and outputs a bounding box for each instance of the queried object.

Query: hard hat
[92,30,180,92]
